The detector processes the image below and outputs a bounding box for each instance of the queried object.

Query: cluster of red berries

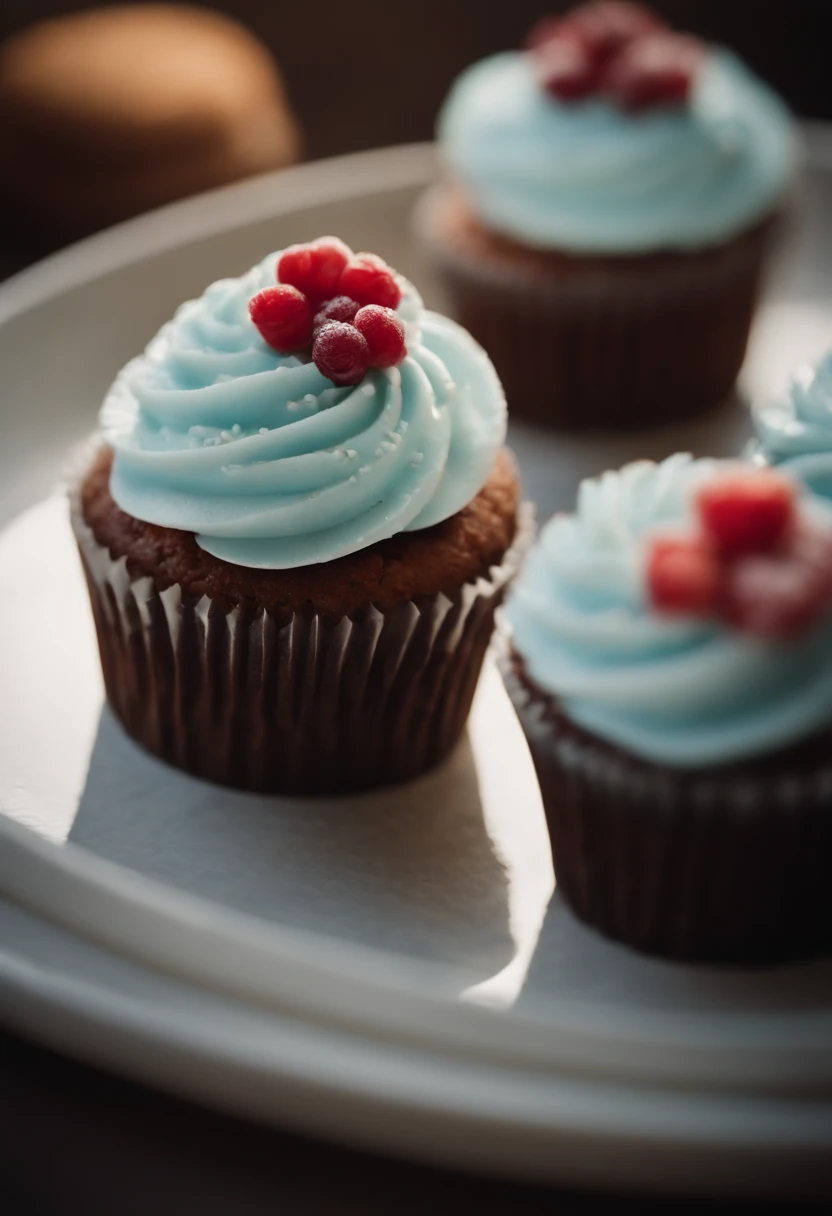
[647,469,832,640]
[248,237,407,387]
[527,2,704,111]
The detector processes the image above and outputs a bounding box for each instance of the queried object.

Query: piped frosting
[101,250,507,569]
[507,454,832,767]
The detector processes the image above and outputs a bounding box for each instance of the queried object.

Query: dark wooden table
[2,1026,817,1215]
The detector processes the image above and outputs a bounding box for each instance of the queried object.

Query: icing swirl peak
[507,455,832,767]
[753,349,832,500]
[101,248,507,569]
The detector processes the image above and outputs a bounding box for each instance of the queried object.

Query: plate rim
[3,795,830,1097]
[2,901,830,1200]
[0,142,437,327]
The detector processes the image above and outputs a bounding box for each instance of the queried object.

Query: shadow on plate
[515,890,832,1018]
[69,707,515,984]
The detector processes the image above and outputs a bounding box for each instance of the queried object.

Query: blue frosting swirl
[506,454,832,768]
[100,251,507,568]
[753,349,832,500]
[438,49,797,253]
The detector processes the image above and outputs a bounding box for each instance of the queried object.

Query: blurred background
[1,1,830,157]
[0,1,829,282]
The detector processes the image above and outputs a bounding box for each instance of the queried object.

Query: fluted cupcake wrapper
[501,647,832,964]
[71,498,533,795]
[415,185,777,433]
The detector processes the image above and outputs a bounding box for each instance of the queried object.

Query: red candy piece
[312,321,370,386]
[249,285,313,354]
[647,535,723,617]
[338,253,401,310]
[605,31,704,110]
[353,305,407,368]
[723,523,832,639]
[312,295,360,331]
[696,469,796,558]
[562,2,667,64]
[277,237,352,303]
[537,36,603,102]
[648,466,832,640]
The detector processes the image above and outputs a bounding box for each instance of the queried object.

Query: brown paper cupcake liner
[415,185,777,433]
[70,495,534,796]
[501,646,832,964]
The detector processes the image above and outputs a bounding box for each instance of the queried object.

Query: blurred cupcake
[752,348,832,499]
[416,2,798,432]
[72,237,529,794]
[503,453,832,962]
[0,5,301,238]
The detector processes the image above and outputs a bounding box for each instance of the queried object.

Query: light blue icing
[752,349,832,501]
[438,49,797,253]
[507,454,832,768]
[101,252,507,569]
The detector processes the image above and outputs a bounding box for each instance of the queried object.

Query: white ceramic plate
[1,140,831,1200]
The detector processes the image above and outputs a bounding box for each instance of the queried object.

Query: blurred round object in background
[0,4,301,238]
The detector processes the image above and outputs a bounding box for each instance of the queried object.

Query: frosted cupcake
[503,454,832,962]
[752,348,832,500]
[416,1,798,431]
[72,237,528,794]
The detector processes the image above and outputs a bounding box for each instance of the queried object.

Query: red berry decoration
[646,466,832,640]
[249,285,314,354]
[562,2,667,64]
[527,6,704,113]
[249,237,408,381]
[353,305,407,368]
[647,535,723,617]
[606,32,704,111]
[696,470,796,558]
[723,528,832,640]
[277,237,352,303]
[338,253,402,310]
[313,295,361,331]
[312,321,371,387]
[537,36,603,101]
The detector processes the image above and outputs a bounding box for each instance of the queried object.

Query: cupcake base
[415,185,778,433]
[72,447,530,795]
[502,648,832,964]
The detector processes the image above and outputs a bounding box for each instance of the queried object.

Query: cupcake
[502,453,832,962]
[72,237,528,794]
[752,348,832,500]
[416,2,798,432]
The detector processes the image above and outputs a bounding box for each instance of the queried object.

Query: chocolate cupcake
[416,2,798,432]
[751,347,832,500]
[502,454,832,962]
[72,238,529,794]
